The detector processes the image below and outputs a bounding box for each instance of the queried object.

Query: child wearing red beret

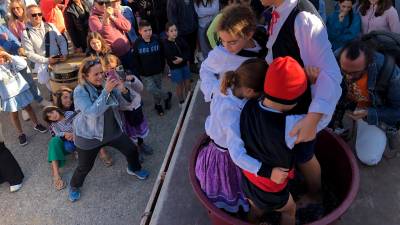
[240,56,329,225]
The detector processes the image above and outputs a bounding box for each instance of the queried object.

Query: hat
[264,56,307,105]
[95,0,111,3]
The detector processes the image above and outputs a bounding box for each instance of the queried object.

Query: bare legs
[297,155,322,207]
[10,104,40,135]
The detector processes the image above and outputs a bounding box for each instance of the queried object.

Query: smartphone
[105,69,118,80]
[115,65,126,80]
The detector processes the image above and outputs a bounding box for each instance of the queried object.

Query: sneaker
[10,183,22,192]
[69,187,81,202]
[127,167,149,180]
[178,100,185,109]
[34,124,48,133]
[39,99,52,107]
[21,110,30,121]
[18,134,28,146]
[164,92,172,110]
[140,143,154,155]
[155,104,164,116]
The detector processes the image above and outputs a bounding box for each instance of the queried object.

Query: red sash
[242,168,295,193]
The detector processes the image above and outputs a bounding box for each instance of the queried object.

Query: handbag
[0,64,29,99]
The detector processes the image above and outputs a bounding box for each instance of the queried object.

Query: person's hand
[0,32,8,40]
[48,56,59,64]
[290,112,323,144]
[105,77,119,93]
[339,12,347,22]
[0,50,11,59]
[270,167,289,184]
[64,132,74,141]
[18,47,25,56]
[106,6,114,17]
[59,55,67,62]
[173,57,183,64]
[125,75,135,81]
[347,109,368,121]
[304,66,320,84]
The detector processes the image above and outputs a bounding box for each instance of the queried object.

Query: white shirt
[205,89,262,174]
[266,0,342,118]
[199,45,257,102]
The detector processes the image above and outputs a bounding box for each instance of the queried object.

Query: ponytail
[220,71,236,95]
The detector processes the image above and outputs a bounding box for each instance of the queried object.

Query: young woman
[0,48,47,146]
[68,58,149,202]
[327,0,361,51]
[7,0,27,41]
[359,0,400,34]
[64,0,90,53]
[86,32,111,59]
[194,0,219,58]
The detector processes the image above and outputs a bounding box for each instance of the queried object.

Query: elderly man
[337,40,400,165]
[21,5,68,92]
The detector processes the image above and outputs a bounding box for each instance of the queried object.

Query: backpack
[25,22,62,58]
[360,31,400,97]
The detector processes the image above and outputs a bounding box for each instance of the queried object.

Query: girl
[0,48,47,146]
[327,0,361,51]
[194,0,220,58]
[163,22,192,108]
[195,58,268,214]
[8,0,27,41]
[43,106,76,190]
[103,54,152,155]
[359,0,400,34]
[200,4,267,103]
[86,32,111,59]
[54,86,113,167]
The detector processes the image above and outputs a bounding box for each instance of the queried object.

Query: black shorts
[241,176,289,212]
[294,139,316,164]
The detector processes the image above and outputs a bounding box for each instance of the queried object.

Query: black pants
[70,134,141,188]
[0,143,24,186]
[181,31,198,64]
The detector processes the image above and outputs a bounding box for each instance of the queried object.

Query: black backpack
[360,31,400,97]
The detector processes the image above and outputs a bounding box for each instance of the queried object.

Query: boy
[240,57,329,225]
[133,20,172,116]
[162,22,191,108]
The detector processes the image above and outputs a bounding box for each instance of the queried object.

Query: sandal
[100,154,113,167]
[53,176,66,191]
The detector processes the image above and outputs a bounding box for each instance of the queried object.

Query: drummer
[21,4,68,93]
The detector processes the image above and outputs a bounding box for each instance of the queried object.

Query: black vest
[240,99,294,169]
[271,0,321,115]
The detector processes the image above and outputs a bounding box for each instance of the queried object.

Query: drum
[49,55,85,94]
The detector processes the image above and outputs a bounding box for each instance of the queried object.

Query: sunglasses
[83,59,102,73]
[31,13,42,17]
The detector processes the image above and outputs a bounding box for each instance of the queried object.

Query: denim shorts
[170,65,191,83]
[294,139,316,164]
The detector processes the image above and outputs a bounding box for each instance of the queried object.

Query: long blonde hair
[8,0,27,22]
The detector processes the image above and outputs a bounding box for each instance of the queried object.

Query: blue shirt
[121,6,138,43]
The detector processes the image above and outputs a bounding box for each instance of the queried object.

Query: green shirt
[206,13,222,49]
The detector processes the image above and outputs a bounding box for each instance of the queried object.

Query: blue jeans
[20,67,43,103]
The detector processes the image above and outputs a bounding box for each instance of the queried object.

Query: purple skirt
[195,140,249,213]
[122,113,149,141]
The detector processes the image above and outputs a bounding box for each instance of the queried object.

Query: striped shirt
[49,111,74,137]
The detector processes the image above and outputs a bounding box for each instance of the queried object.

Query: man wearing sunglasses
[336,40,400,165]
[21,5,68,91]
[89,0,134,72]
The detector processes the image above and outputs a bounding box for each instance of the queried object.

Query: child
[103,54,153,156]
[86,32,111,59]
[133,19,172,116]
[162,22,191,108]
[53,86,113,167]
[43,106,76,190]
[200,4,267,102]
[239,57,328,225]
[195,58,268,213]
[0,48,48,146]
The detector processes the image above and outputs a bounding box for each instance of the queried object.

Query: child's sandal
[53,176,66,191]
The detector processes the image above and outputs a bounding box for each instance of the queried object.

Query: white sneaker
[10,183,22,192]
[21,110,30,121]
[39,99,52,107]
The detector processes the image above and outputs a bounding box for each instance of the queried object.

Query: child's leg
[298,155,322,206]
[247,199,266,224]
[276,194,296,225]
[24,104,39,126]
[184,79,191,97]
[51,160,61,178]
[10,112,23,135]
[176,82,184,103]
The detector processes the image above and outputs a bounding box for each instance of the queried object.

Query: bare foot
[297,193,322,209]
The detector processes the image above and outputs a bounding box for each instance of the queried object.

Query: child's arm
[125,75,143,92]
[199,49,222,102]
[49,123,65,138]
[285,114,331,149]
